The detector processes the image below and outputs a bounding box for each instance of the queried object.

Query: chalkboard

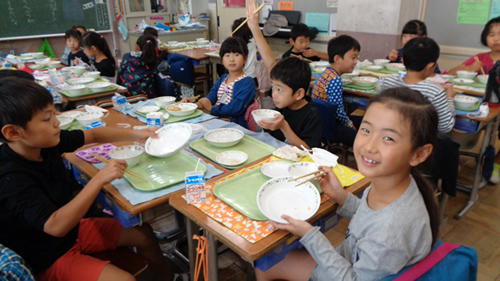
[0,0,111,40]
[425,0,488,49]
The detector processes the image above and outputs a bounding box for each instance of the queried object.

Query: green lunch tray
[212,168,271,221]
[135,109,203,123]
[29,64,63,70]
[189,135,276,170]
[124,151,207,192]
[64,121,107,131]
[344,83,377,91]
[449,78,487,89]
[361,66,399,74]
[60,84,119,98]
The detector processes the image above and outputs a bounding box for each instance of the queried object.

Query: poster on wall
[279,1,294,11]
[457,0,492,24]
[223,0,245,8]
[327,0,338,8]
[491,0,500,18]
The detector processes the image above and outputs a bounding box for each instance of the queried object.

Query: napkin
[272,145,308,162]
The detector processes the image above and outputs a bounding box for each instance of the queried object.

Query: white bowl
[47,61,61,68]
[137,105,161,113]
[452,78,475,85]
[352,76,378,87]
[145,123,192,158]
[56,115,74,130]
[374,59,390,66]
[456,70,478,79]
[60,111,83,119]
[440,74,455,80]
[166,103,198,117]
[109,145,144,168]
[341,71,360,79]
[30,52,45,59]
[20,55,34,60]
[257,176,321,224]
[83,71,101,79]
[76,111,104,126]
[68,66,87,75]
[454,95,481,109]
[154,96,176,107]
[197,40,209,44]
[204,128,244,148]
[186,41,196,45]
[288,162,320,179]
[34,60,50,65]
[366,65,383,71]
[196,38,206,42]
[313,67,327,73]
[310,61,330,68]
[65,84,86,95]
[86,82,112,93]
[261,161,292,178]
[477,74,489,84]
[385,63,406,72]
[215,151,248,166]
[342,78,352,85]
[252,109,281,124]
[67,77,96,85]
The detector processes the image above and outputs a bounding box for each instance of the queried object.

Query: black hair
[136,34,158,67]
[219,37,248,58]
[0,78,53,142]
[65,28,82,42]
[481,16,500,46]
[327,35,361,63]
[232,18,253,45]
[290,23,312,41]
[81,32,116,68]
[366,87,440,248]
[402,37,439,72]
[143,27,159,38]
[402,20,427,37]
[270,57,311,95]
[0,69,34,81]
[71,25,87,32]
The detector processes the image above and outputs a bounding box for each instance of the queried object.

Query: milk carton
[146,112,163,126]
[112,93,126,112]
[185,171,206,204]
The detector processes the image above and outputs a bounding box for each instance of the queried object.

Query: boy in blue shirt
[282,23,328,62]
[246,3,322,149]
[0,78,173,281]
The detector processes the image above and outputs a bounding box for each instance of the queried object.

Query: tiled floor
[139,135,500,281]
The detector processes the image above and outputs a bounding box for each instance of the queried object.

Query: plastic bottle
[209,40,215,49]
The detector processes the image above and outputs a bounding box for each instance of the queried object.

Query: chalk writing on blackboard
[6,1,18,26]
[21,0,34,23]
[49,0,58,22]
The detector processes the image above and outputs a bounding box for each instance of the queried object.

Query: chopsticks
[231,3,266,35]
[174,95,201,105]
[290,53,313,63]
[474,56,486,76]
[90,153,148,182]
[288,170,326,187]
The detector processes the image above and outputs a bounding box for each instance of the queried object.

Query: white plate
[366,65,383,70]
[257,177,321,224]
[261,161,292,178]
[60,111,83,119]
[145,123,192,158]
[137,105,161,113]
[204,128,244,148]
[452,78,475,84]
[288,162,320,178]
[216,151,248,166]
[67,77,96,85]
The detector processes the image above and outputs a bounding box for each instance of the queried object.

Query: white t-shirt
[243,38,257,78]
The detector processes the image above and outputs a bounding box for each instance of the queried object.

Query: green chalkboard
[0,0,111,39]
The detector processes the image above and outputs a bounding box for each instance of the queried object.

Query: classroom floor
[138,134,500,281]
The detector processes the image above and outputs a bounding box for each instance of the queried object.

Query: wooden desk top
[168,48,210,61]
[169,160,371,262]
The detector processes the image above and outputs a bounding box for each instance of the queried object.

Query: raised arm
[246,0,276,74]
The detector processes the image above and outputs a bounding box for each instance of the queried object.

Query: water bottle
[209,40,215,49]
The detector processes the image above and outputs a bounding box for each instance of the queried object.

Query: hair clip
[146,40,151,43]
[100,35,103,38]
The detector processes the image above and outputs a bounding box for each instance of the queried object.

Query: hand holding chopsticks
[176,95,201,105]
[474,56,486,76]
[289,170,326,187]
[290,53,313,63]
[90,153,148,182]
[232,2,266,35]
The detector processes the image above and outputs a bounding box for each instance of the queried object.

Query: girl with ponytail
[75,32,116,82]
[257,87,440,281]
[117,34,158,98]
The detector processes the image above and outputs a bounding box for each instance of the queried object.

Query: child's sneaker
[490,168,500,185]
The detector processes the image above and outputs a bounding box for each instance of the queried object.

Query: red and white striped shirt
[215,74,247,106]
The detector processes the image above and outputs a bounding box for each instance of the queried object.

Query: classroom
[0,0,498,280]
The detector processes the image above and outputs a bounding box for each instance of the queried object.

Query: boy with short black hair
[0,78,174,280]
[0,69,34,80]
[282,23,328,62]
[380,37,456,133]
[246,2,322,149]
[312,35,360,132]
[65,28,89,66]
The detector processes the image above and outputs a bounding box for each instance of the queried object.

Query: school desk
[169,163,371,281]
[342,88,500,220]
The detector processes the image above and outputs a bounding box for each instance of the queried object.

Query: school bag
[155,73,182,100]
[167,53,194,86]
[380,240,477,281]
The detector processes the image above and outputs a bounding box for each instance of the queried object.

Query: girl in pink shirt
[449,17,500,75]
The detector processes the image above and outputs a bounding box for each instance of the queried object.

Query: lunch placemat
[189,135,277,169]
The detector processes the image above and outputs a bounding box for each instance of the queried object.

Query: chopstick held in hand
[232,3,266,35]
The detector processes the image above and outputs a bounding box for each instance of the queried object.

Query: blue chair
[312,98,357,164]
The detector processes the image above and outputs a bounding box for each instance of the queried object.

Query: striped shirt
[380,75,455,133]
[215,74,247,106]
[311,67,352,127]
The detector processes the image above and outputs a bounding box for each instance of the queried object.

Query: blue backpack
[381,240,477,281]
[167,53,194,86]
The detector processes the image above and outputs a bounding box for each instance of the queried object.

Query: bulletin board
[0,0,112,40]
[264,0,338,24]
[424,0,491,49]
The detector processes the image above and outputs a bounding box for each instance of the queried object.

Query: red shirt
[464,52,495,74]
